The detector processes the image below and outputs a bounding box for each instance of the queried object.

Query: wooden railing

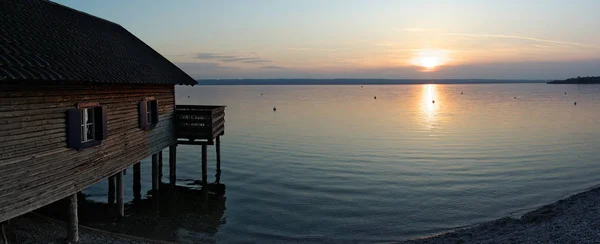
[175,105,225,145]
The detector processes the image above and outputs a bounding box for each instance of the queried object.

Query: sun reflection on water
[421,84,438,128]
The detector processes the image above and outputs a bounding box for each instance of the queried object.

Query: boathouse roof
[0,0,197,85]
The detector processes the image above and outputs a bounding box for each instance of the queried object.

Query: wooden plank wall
[0,83,176,222]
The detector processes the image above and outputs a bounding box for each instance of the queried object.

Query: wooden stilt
[133,162,141,201]
[108,176,115,205]
[1,223,7,244]
[215,136,221,183]
[116,170,124,218]
[158,151,163,182]
[202,144,207,186]
[169,145,177,185]
[67,194,79,242]
[152,154,159,192]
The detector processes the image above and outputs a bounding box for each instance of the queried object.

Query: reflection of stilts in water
[40,182,227,243]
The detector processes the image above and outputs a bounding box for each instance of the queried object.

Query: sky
[55,0,600,80]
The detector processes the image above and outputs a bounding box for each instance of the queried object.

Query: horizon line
[196,78,549,81]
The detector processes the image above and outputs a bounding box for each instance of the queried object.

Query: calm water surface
[86,84,600,243]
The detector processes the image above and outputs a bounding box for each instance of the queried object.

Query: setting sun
[411,49,450,71]
[418,57,441,69]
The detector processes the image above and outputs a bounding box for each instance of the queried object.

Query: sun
[418,56,440,69]
[410,49,449,71]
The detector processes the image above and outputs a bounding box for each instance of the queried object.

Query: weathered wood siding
[0,83,176,222]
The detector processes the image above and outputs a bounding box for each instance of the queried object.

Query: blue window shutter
[139,101,148,130]
[67,109,82,149]
[95,106,107,140]
[151,100,159,124]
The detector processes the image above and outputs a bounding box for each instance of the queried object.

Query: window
[67,104,107,150]
[139,99,158,130]
[81,108,95,142]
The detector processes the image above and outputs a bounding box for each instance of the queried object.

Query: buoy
[574,102,577,105]
[273,106,277,111]
[374,96,377,99]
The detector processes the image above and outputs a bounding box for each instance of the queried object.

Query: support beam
[169,145,177,185]
[133,162,141,201]
[108,176,115,205]
[202,144,207,186]
[158,151,163,181]
[116,171,124,218]
[152,153,159,192]
[67,194,78,242]
[215,136,221,183]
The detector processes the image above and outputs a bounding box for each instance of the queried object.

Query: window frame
[81,107,96,143]
[139,97,159,130]
[67,103,107,150]
[146,101,153,126]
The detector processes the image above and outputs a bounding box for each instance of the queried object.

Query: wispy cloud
[244,59,271,64]
[195,52,271,63]
[195,53,237,60]
[444,33,598,49]
[399,28,598,49]
[260,65,289,70]
[221,57,270,63]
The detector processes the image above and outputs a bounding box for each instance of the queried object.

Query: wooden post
[158,151,163,181]
[67,194,78,242]
[215,136,221,183]
[108,176,115,205]
[169,145,177,185]
[133,162,141,201]
[202,144,207,186]
[152,153,159,192]
[116,170,124,218]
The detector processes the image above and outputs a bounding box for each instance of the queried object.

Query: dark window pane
[86,124,95,140]
[87,108,95,124]
[81,110,86,126]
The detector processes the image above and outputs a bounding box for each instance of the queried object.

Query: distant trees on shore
[547,76,600,84]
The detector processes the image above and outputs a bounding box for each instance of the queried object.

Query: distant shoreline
[196,79,547,85]
[547,76,600,84]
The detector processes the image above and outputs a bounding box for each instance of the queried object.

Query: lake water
[85,84,600,243]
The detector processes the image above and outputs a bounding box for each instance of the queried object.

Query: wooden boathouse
[0,0,224,241]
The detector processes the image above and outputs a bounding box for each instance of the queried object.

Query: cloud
[260,65,289,70]
[195,53,237,60]
[221,57,270,63]
[399,28,597,49]
[194,52,271,64]
[444,33,598,49]
[243,59,271,64]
